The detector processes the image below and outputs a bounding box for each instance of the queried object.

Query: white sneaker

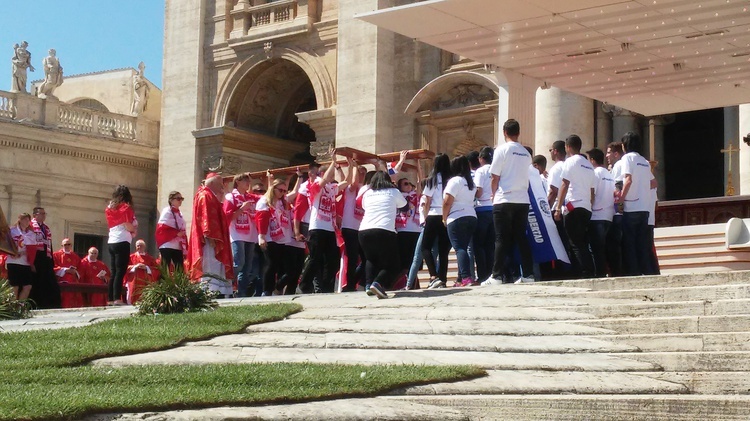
[480,277,503,286]
[513,276,535,284]
[427,279,446,289]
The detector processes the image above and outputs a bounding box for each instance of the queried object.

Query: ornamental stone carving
[430,84,496,111]
[309,139,334,161]
[131,62,150,116]
[37,49,63,99]
[11,41,35,94]
[202,155,242,174]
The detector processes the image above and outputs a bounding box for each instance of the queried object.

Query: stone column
[335,0,395,153]
[648,116,669,200]
[724,106,741,196]
[417,122,438,151]
[595,101,612,149]
[502,70,539,148]
[159,0,207,226]
[609,106,640,143]
[534,86,595,155]
[738,104,750,195]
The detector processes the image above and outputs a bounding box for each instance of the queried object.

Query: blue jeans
[447,216,478,280]
[231,241,255,297]
[407,229,438,289]
[473,210,495,281]
[622,211,653,276]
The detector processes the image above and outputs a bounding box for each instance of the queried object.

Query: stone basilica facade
[162,0,747,223]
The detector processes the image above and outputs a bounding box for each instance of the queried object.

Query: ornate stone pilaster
[605,105,641,142]
[297,107,336,161]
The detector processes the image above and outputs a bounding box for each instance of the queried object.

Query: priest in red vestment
[53,238,83,308]
[0,253,7,281]
[124,239,160,305]
[187,172,234,297]
[78,247,110,307]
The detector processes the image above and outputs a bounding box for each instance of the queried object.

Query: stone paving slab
[93,347,659,371]
[288,306,595,321]
[397,370,688,395]
[194,332,639,353]
[244,318,615,336]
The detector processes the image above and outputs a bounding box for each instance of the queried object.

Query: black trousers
[30,251,61,309]
[492,203,533,280]
[606,215,624,277]
[359,229,400,289]
[159,248,184,272]
[341,228,365,291]
[421,215,451,282]
[109,241,130,301]
[298,229,340,293]
[397,231,419,273]
[262,242,286,294]
[280,245,306,295]
[564,208,595,278]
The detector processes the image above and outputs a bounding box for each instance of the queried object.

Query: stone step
[395,370,688,395]
[575,314,750,334]
[655,236,725,249]
[288,306,595,322]
[602,332,750,352]
[394,395,750,421]
[543,270,750,291]
[93,347,660,371]
[194,332,639,353]
[615,351,750,372]
[640,372,750,395]
[243,318,614,336]
[543,298,750,318]
[552,283,750,302]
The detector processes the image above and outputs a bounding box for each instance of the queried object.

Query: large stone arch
[214,47,335,127]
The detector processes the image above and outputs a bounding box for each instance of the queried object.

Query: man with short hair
[484,119,534,285]
[223,173,260,297]
[124,239,160,305]
[546,140,566,208]
[30,207,61,308]
[78,247,110,307]
[187,173,234,297]
[532,154,548,192]
[617,132,658,276]
[586,148,615,278]
[53,238,82,308]
[555,135,596,279]
[293,162,322,242]
[606,141,625,276]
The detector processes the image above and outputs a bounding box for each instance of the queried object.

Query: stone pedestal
[534,86,595,154]
[335,0,395,153]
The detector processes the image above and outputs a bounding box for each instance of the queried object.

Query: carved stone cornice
[192,126,307,160]
[0,138,157,170]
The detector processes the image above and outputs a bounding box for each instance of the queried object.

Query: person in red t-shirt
[53,238,82,308]
[79,247,110,307]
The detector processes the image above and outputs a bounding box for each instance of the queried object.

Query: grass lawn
[0,304,484,421]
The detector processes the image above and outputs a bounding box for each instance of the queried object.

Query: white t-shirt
[6,227,37,266]
[443,176,477,224]
[309,182,339,232]
[225,190,259,243]
[490,141,531,205]
[591,166,616,222]
[283,207,305,248]
[157,206,185,250]
[547,160,564,208]
[340,186,364,231]
[621,152,654,213]
[396,190,422,233]
[297,178,317,224]
[611,160,624,182]
[561,154,596,212]
[422,174,445,216]
[648,188,657,226]
[473,164,493,208]
[359,188,408,233]
[256,196,289,244]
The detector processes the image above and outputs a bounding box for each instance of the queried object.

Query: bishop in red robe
[187,173,234,296]
[124,239,161,305]
[53,238,83,308]
[0,253,7,281]
[78,247,110,307]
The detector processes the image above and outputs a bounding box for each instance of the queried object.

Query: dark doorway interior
[663,108,724,200]
[74,233,107,266]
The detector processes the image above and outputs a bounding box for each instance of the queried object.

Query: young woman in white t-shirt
[443,156,478,287]
[358,171,407,299]
[420,154,453,289]
[105,185,137,305]
[6,213,37,300]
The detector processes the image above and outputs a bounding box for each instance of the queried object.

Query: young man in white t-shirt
[605,141,625,276]
[484,119,534,285]
[472,146,495,282]
[554,135,596,278]
[616,132,657,276]
[586,148,615,278]
[545,140,573,278]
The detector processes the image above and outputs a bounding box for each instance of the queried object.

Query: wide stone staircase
[94,270,750,420]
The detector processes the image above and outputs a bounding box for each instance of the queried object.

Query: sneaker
[428,279,446,289]
[460,277,476,287]
[365,284,375,296]
[481,277,503,286]
[513,276,535,284]
[369,282,389,299]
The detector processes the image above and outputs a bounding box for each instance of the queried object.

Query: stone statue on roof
[37,49,63,99]
[131,62,150,116]
[11,41,35,93]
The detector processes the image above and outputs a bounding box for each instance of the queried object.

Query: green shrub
[136,268,219,315]
[0,278,32,320]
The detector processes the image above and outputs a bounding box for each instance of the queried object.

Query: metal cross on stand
[720,142,740,196]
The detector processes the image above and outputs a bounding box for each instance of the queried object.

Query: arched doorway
[225,59,318,165]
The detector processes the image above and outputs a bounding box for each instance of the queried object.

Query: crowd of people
[1,118,659,306]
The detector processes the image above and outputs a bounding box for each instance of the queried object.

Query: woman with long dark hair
[443,156,477,287]
[420,154,452,289]
[155,191,186,272]
[357,170,407,299]
[105,185,137,305]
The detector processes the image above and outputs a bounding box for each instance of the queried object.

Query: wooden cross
[720,142,741,196]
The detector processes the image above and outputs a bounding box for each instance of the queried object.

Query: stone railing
[0,89,159,147]
[0,91,15,119]
[251,0,297,28]
[230,0,307,39]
